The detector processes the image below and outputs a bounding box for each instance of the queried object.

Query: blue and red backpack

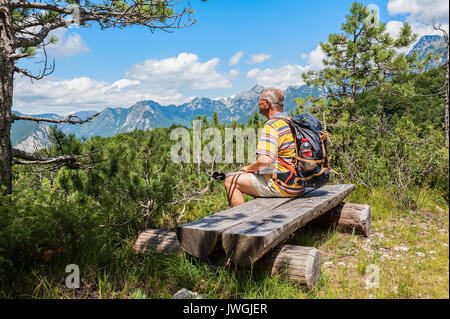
[273,113,331,189]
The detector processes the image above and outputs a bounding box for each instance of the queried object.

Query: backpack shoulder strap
[269,115,299,172]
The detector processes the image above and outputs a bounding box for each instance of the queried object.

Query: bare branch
[9,52,32,60]
[14,64,54,80]
[176,203,186,223]
[169,182,211,205]
[12,112,101,124]
[12,148,82,165]
[13,41,55,80]
[429,17,449,38]
[168,160,216,205]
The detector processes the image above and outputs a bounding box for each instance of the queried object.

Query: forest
[0,1,448,299]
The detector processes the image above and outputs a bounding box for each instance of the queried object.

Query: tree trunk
[351,83,357,121]
[0,1,15,194]
[445,42,449,145]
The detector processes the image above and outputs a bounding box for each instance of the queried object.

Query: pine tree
[302,2,418,125]
[202,115,209,127]
[212,112,219,127]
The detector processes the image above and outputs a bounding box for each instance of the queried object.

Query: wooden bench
[177,184,355,265]
[135,183,373,288]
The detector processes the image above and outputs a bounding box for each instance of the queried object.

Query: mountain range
[12,85,320,152]
[11,35,448,153]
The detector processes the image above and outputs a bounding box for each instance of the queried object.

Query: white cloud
[385,20,405,39]
[388,0,449,24]
[17,25,89,58]
[111,79,141,90]
[246,64,308,89]
[46,28,90,57]
[245,44,327,89]
[307,45,326,71]
[12,76,190,114]
[247,68,261,78]
[408,19,449,39]
[249,53,271,64]
[126,53,231,89]
[229,51,244,66]
[229,69,240,79]
[386,1,449,54]
[12,52,238,114]
[385,20,420,54]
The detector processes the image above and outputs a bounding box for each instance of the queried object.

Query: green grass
[0,186,448,299]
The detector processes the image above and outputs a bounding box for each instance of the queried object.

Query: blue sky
[13,0,449,115]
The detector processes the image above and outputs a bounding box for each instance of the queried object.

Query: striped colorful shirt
[256,112,304,197]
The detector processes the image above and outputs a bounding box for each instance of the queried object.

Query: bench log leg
[134,229,322,289]
[311,202,372,236]
[256,245,321,289]
[134,229,183,254]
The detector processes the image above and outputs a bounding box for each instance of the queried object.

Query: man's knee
[224,175,245,192]
[224,176,234,190]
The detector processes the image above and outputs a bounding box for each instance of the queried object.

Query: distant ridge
[407,34,448,70]
[12,84,320,152]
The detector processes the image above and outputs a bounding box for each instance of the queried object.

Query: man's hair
[262,88,284,110]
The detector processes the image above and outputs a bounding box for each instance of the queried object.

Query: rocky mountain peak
[235,84,265,100]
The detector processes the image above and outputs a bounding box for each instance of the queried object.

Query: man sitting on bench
[224,88,305,207]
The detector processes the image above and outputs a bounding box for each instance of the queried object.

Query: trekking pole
[211,167,278,181]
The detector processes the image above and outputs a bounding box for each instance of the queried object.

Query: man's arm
[241,120,278,173]
[240,154,272,173]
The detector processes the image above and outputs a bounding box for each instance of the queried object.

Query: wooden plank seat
[177,184,355,263]
[223,184,355,265]
[176,197,293,258]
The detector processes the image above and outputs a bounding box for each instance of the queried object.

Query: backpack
[273,113,331,189]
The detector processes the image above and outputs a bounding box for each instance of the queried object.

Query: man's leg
[224,173,260,207]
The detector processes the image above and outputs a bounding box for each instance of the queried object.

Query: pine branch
[14,20,68,49]
[12,1,194,48]
[167,160,216,205]
[11,1,73,12]
[14,64,54,80]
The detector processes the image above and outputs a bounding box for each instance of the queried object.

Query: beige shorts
[250,173,287,198]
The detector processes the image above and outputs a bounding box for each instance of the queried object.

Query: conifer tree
[212,111,219,127]
[201,115,209,127]
[302,2,418,124]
